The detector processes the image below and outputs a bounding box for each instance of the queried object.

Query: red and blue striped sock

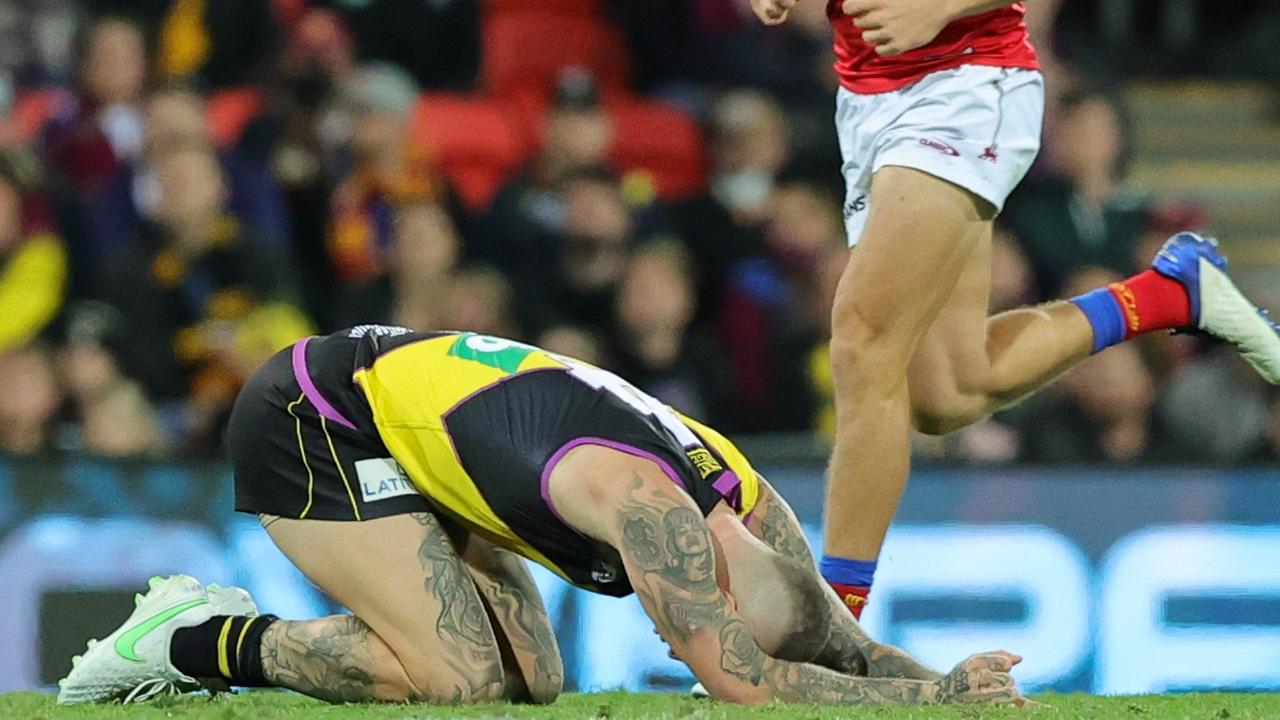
[1070,270,1191,353]
[820,555,877,619]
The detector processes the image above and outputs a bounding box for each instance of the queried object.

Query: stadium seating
[409,94,527,211]
[481,9,631,98]
[2,88,72,144]
[606,97,707,201]
[205,87,265,150]
[484,0,601,12]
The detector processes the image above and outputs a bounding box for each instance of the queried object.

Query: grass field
[3,691,1279,720]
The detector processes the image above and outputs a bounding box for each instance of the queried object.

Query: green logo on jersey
[447,333,537,374]
[114,598,208,662]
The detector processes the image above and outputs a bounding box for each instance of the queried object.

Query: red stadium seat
[607,97,706,201]
[410,94,529,212]
[1,88,72,144]
[205,87,265,149]
[481,10,630,99]
[485,0,601,13]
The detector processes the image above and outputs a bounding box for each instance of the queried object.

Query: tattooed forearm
[260,616,381,703]
[718,619,940,705]
[748,481,940,681]
[753,484,814,565]
[412,512,503,696]
[614,474,942,706]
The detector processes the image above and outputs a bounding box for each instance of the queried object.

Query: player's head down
[708,509,832,662]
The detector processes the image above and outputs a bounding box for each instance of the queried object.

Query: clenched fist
[934,650,1029,706]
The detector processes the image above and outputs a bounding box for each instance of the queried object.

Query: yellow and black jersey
[229,326,760,596]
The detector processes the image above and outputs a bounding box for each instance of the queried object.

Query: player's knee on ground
[524,670,562,705]
[380,631,505,703]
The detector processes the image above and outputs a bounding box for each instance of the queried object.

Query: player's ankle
[820,555,876,619]
[170,615,278,687]
[1070,270,1192,353]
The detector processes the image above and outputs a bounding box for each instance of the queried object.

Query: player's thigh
[835,166,994,355]
[907,222,995,426]
[263,512,504,701]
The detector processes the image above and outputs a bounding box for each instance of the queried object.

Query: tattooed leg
[259,615,409,702]
[262,513,505,704]
[747,478,942,681]
[456,531,564,704]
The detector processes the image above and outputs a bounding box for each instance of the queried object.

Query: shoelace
[123,678,182,704]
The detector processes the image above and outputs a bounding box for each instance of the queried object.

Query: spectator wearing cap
[480,67,615,273]
[326,64,449,290]
[45,15,148,192]
[0,147,68,353]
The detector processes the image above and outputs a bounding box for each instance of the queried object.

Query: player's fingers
[875,42,906,56]
[842,0,878,17]
[972,651,1017,673]
[861,28,892,46]
[973,685,1025,706]
[851,11,882,28]
[969,668,1014,692]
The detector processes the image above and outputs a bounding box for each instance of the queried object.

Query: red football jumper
[827,1,1039,93]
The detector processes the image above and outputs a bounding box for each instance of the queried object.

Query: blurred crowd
[0,0,1276,465]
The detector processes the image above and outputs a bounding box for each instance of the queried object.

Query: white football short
[835,64,1045,246]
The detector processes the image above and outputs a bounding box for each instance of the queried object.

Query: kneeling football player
[60,327,1028,707]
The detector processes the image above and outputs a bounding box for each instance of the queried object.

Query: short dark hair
[767,555,832,664]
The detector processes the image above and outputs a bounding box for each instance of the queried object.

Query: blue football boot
[1153,232,1280,383]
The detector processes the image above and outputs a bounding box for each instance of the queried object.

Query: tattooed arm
[457,532,564,704]
[747,477,942,681]
[610,473,1023,706]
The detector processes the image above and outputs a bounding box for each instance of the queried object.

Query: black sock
[170,615,278,687]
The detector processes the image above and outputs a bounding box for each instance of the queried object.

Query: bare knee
[397,649,505,704]
[910,392,976,435]
[830,298,913,395]
[526,674,562,705]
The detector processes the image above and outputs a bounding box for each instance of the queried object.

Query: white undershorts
[835,64,1045,246]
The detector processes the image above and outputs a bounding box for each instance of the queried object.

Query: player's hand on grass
[934,650,1029,706]
[750,0,797,25]
[841,0,961,56]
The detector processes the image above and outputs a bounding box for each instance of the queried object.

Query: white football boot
[57,575,216,704]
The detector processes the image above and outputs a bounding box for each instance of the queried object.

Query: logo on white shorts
[843,194,867,219]
[919,138,960,157]
[355,458,418,502]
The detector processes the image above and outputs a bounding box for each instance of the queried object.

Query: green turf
[4,691,1280,720]
[7,691,1280,717]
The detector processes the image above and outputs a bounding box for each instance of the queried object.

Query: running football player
[60,328,1029,707]
[752,0,1280,617]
